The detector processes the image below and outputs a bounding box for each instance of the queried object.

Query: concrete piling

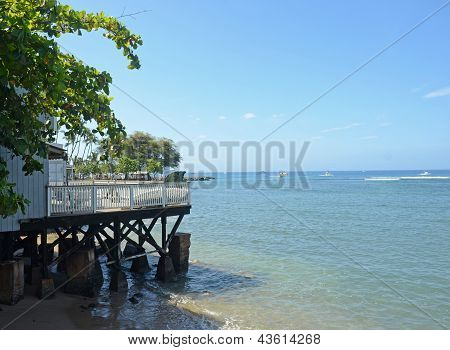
[25,264,42,286]
[57,238,74,272]
[64,248,97,297]
[156,255,177,282]
[168,232,191,274]
[109,269,128,292]
[130,255,151,273]
[0,259,24,305]
[36,277,55,299]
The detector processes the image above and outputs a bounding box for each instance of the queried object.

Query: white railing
[47,182,190,216]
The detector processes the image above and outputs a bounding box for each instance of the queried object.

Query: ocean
[92,170,450,329]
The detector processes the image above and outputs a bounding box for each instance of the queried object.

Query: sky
[60,0,450,171]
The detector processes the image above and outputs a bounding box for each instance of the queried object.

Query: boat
[279,171,288,177]
[320,170,333,177]
[419,171,431,176]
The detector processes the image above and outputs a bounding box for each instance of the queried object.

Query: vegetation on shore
[70,131,180,180]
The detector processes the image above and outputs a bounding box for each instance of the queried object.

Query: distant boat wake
[365,176,450,181]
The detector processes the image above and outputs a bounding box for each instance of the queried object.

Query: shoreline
[0,258,222,330]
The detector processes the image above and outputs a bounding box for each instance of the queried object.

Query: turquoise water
[92,171,450,329]
[166,170,450,329]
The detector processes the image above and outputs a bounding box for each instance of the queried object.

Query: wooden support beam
[121,220,162,253]
[30,233,38,267]
[20,205,191,232]
[94,232,115,262]
[113,217,121,268]
[54,227,70,252]
[161,215,167,252]
[48,225,77,250]
[138,220,144,246]
[141,219,163,252]
[120,220,139,240]
[166,215,184,248]
[41,231,48,278]
[146,217,159,233]
[98,229,113,243]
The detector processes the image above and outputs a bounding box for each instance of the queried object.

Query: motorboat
[320,170,333,177]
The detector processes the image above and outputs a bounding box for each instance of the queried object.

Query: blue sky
[60,0,450,171]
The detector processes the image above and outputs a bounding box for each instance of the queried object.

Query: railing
[47,182,190,216]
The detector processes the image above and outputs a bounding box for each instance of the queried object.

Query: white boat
[419,171,431,176]
[279,171,288,177]
[320,170,333,177]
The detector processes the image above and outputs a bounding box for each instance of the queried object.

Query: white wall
[49,159,66,186]
[0,146,49,232]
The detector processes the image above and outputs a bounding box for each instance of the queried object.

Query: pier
[0,182,192,304]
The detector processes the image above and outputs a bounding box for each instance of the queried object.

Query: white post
[130,185,134,209]
[162,183,167,207]
[187,182,191,205]
[92,186,97,213]
[69,187,74,213]
[47,187,51,216]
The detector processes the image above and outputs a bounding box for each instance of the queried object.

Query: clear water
[93,171,450,329]
[173,170,450,329]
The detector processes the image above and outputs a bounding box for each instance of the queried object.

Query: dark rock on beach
[128,296,139,304]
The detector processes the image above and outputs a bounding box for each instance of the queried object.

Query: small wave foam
[167,292,237,329]
[365,177,400,181]
[365,176,449,181]
[400,176,450,180]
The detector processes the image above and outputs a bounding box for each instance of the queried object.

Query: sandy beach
[1,255,220,330]
[0,286,95,330]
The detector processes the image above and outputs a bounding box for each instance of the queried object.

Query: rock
[133,292,143,298]
[128,296,139,304]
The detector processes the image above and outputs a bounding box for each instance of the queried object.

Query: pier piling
[36,277,55,299]
[130,255,151,273]
[64,248,97,297]
[168,232,191,274]
[109,269,128,292]
[156,255,177,282]
[0,259,24,305]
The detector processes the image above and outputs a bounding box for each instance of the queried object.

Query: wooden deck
[46,182,190,216]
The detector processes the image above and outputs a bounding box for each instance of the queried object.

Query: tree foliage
[124,131,181,169]
[145,158,163,178]
[116,156,139,179]
[0,0,142,216]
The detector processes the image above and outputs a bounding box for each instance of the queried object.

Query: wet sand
[0,286,92,330]
[0,259,220,330]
